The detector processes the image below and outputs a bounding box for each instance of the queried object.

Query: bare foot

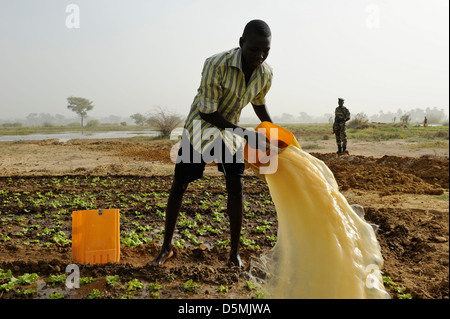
[148,248,173,266]
[228,253,244,268]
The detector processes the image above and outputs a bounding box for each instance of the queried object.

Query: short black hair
[242,20,271,39]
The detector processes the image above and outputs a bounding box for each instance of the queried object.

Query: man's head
[239,20,271,70]
[338,98,344,106]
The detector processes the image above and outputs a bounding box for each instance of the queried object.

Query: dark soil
[0,140,448,299]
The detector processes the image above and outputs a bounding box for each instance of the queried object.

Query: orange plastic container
[244,121,299,171]
[72,209,120,264]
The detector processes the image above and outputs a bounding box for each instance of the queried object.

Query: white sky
[1,0,448,121]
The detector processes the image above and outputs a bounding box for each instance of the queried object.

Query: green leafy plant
[16,273,39,285]
[106,275,120,286]
[383,276,412,299]
[215,238,230,249]
[88,289,104,299]
[245,280,258,291]
[147,282,163,292]
[48,291,64,299]
[125,278,144,291]
[217,285,229,293]
[174,238,185,249]
[79,277,94,285]
[52,231,71,245]
[0,268,13,280]
[46,274,67,286]
[266,234,277,247]
[0,280,16,292]
[183,279,197,292]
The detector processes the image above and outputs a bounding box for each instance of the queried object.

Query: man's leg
[342,128,347,152]
[149,179,189,265]
[225,174,244,267]
[336,131,342,154]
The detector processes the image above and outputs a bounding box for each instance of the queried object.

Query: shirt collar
[228,47,242,70]
[228,47,265,75]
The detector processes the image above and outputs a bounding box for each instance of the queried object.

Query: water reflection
[0,130,161,142]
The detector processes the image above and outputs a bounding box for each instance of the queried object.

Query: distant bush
[87,120,100,127]
[2,122,22,127]
[347,113,373,129]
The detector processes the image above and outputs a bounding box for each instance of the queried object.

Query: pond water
[0,130,163,143]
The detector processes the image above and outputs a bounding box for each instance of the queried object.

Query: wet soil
[0,138,448,299]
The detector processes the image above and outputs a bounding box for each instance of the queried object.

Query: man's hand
[244,129,270,151]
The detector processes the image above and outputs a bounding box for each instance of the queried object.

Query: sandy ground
[0,138,448,177]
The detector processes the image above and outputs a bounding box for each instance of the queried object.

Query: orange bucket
[244,121,299,171]
[72,209,120,264]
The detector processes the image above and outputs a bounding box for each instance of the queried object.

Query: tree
[400,114,411,125]
[146,106,183,137]
[130,113,147,126]
[67,96,94,127]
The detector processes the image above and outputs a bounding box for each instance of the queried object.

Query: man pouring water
[149,20,274,267]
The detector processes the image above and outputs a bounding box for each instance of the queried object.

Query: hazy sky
[1,0,448,121]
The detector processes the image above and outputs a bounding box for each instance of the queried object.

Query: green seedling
[79,277,94,285]
[383,276,412,299]
[245,280,258,291]
[147,282,163,292]
[0,269,13,280]
[215,239,230,249]
[217,285,229,293]
[121,230,151,247]
[125,278,144,291]
[174,239,185,249]
[255,225,271,234]
[16,273,39,285]
[0,280,16,292]
[183,279,197,292]
[106,275,120,286]
[149,291,160,299]
[241,236,260,249]
[48,292,64,299]
[88,289,104,299]
[53,231,71,245]
[46,274,67,286]
[16,288,37,296]
[266,234,277,247]
[212,210,224,223]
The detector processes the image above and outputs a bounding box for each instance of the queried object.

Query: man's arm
[199,111,268,149]
[252,103,272,123]
[199,111,240,131]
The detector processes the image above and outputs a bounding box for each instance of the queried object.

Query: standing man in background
[333,98,350,154]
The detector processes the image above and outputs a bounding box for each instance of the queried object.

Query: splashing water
[250,144,390,299]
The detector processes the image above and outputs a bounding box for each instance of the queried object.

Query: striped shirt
[183,47,273,155]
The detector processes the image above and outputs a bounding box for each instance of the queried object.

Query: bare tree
[146,106,183,137]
